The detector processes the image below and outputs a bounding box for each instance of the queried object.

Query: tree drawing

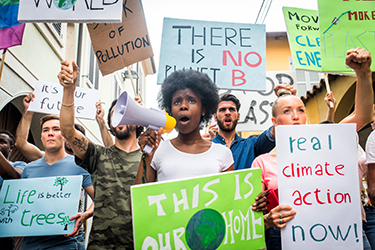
[53,177,69,191]
[57,215,72,230]
[0,204,19,217]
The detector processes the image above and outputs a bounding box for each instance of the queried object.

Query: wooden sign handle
[324,73,334,108]
[65,23,76,84]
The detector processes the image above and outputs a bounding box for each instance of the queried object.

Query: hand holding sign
[252,190,269,213]
[264,204,297,229]
[274,83,297,97]
[23,92,36,111]
[95,102,105,122]
[65,211,91,237]
[58,61,79,86]
[324,91,336,110]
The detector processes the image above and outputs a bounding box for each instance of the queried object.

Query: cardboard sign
[0,176,82,237]
[283,7,322,72]
[318,0,375,72]
[28,81,100,120]
[131,169,265,250]
[219,71,296,132]
[276,124,362,250]
[88,0,154,76]
[157,18,266,91]
[18,0,122,23]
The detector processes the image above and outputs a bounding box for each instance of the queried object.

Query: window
[88,46,100,90]
[295,70,323,97]
[114,76,121,99]
[51,23,62,37]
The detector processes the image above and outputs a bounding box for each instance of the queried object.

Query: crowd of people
[0,47,373,250]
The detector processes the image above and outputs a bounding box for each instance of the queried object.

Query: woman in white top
[134,70,234,184]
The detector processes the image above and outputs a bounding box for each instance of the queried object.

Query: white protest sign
[18,0,122,23]
[28,81,100,120]
[218,71,296,132]
[276,124,362,250]
[0,176,82,237]
[157,18,266,91]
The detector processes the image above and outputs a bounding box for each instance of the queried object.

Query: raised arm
[15,93,44,161]
[340,47,373,131]
[95,102,114,147]
[58,61,88,160]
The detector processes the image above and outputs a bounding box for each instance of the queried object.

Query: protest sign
[318,0,375,72]
[283,7,321,72]
[157,18,266,91]
[0,175,82,237]
[276,124,362,250]
[18,0,122,23]
[131,169,265,249]
[219,70,296,132]
[28,81,100,120]
[88,0,154,76]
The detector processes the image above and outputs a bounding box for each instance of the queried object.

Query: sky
[140,0,318,108]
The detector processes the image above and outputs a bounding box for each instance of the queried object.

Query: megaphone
[112,91,176,153]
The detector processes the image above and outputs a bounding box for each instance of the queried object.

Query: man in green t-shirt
[58,61,143,250]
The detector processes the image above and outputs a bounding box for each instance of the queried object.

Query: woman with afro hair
[135,70,234,183]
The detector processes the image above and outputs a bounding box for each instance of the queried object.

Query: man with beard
[211,90,284,170]
[58,60,143,250]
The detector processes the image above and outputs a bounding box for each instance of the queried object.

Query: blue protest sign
[157,18,266,91]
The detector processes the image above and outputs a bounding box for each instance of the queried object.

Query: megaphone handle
[143,145,153,154]
[143,125,162,154]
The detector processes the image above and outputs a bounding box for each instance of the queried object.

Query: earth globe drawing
[53,0,77,10]
[185,208,226,250]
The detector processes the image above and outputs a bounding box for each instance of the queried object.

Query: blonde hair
[271,89,300,118]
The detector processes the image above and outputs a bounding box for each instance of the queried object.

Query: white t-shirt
[366,130,375,165]
[151,139,234,182]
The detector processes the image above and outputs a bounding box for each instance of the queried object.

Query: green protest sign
[131,169,265,249]
[283,7,321,72]
[318,0,375,72]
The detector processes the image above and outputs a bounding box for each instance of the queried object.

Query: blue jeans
[265,227,281,250]
[364,228,372,250]
[364,206,375,250]
[76,230,86,250]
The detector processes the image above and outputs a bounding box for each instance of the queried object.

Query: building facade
[0,22,154,162]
